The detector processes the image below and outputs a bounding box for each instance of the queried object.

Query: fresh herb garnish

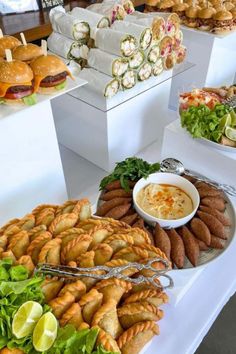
[99,157,160,191]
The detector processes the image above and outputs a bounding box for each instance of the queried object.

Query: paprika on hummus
[136,183,193,220]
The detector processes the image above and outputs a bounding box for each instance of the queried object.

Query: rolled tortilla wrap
[112,20,153,50]
[152,58,164,76]
[173,30,183,49]
[124,14,166,41]
[163,52,176,70]
[159,36,173,57]
[87,2,126,24]
[95,28,137,57]
[128,50,145,69]
[47,32,89,62]
[137,62,152,81]
[79,68,120,98]
[50,10,90,42]
[175,45,186,64]
[88,48,128,77]
[147,44,160,63]
[158,12,180,36]
[121,70,136,89]
[70,7,110,28]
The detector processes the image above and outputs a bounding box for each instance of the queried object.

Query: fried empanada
[38,238,61,265]
[78,322,90,330]
[1,250,16,263]
[104,234,134,253]
[77,251,95,267]
[166,229,185,269]
[76,218,102,231]
[124,289,169,307]
[154,223,171,260]
[190,218,211,245]
[117,321,159,354]
[28,226,47,241]
[80,270,105,291]
[118,301,163,329]
[179,226,199,267]
[113,246,149,262]
[199,206,231,226]
[59,303,83,328]
[41,278,64,302]
[92,299,123,339]
[89,226,112,248]
[72,199,92,220]
[96,327,121,354]
[4,226,21,240]
[0,235,8,250]
[17,214,35,230]
[79,289,103,325]
[95,278,132,303]
[27,231,52,264]
[0,218,19,236]
[49,213,78,235]
[7,231,29,259]
[32,204,58,215]
[197,211,227,239]
[61,234,92,264]
[35,208,55,227]
[93,243,113,265]
[17,255,35,275]
[48,292,75,319]
[56,200,78,216]
[56,227,85,249]
[59,280,86,301]
[105,259,138,277]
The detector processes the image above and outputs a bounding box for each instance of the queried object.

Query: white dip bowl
[133,172,200,228]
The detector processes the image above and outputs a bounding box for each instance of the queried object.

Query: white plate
[197,136,236,153]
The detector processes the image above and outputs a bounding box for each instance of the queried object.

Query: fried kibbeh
[179,226,199,267]
[190,218,211,245]
[105,204,131,219]
[101,189,132,201]
[154,223,171,260]
[201,197,226,211]
[210,235,224,249]
[117,321,159,354]
[120,213,138,225]
[197,211,226,239]
[97,198,132,217]
[194,238,209,251]
[166,229,185,269]
[199,206,231,226]
[104,180,136,191]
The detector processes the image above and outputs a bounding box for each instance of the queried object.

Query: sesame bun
[158,0,174,8]
[198,7,214,18]
[185,5,200,17]
[0,36,21,58]
[12,43,43,63]
[0,60,33,84]
[172,3,188,11]
[213,9,233,20]
[224,2,235,10]
[30,54,69,77]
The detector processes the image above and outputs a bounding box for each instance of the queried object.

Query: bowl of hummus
[133,173,200,228]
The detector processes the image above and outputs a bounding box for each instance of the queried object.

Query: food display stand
[52,62,194,172]
[0,77,87,225]
[169,29,236,109]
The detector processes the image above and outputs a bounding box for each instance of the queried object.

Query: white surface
[133,172,200,228]
[169,29,236,109]
[52,77,172,171]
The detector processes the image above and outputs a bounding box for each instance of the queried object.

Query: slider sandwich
[0,35,20,58]
[211,9,234,33]
[12,43,43,63]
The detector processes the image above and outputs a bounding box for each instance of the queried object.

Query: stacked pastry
[144,0,236,34]
[0,199,170,354]
[47,6,110,66]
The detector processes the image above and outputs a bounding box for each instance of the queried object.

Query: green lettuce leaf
[55,81,67,91]
[23,93,37,106]
[0,267,9,281]
[9,265,28,281]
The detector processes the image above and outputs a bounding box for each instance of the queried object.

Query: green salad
[180,104,236,144]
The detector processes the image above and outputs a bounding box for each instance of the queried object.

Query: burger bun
[12,43,43,63]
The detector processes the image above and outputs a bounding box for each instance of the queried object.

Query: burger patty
[40,71,68,87]
[6,85,33,94]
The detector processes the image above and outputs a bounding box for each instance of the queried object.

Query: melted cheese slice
[0,81,32,97]
[33,70,74,93]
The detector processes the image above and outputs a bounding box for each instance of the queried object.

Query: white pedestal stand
[169,29,236,109]
[52,62,193,172]
[0,76,86,225]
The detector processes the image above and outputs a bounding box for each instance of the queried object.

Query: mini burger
[12,43,43,63]
[197,7,215,30]
[184,6,201,27]
[172,2,189,20]
[0,35,20,58]
[30,54,73,94]
[157,0,175,12]
[211,9,234,33]
[0,60,36,105]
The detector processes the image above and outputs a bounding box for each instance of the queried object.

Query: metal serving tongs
[35,258,174,290]
[224,95,236,109]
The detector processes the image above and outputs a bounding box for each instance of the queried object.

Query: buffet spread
[0,0,236,353]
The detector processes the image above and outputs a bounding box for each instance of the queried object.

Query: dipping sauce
[136,183,193,220]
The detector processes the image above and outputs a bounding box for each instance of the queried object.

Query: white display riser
[52,79,172,172]
[0,100,67,225]
[169,29,236,109]
[161,119,236,187]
